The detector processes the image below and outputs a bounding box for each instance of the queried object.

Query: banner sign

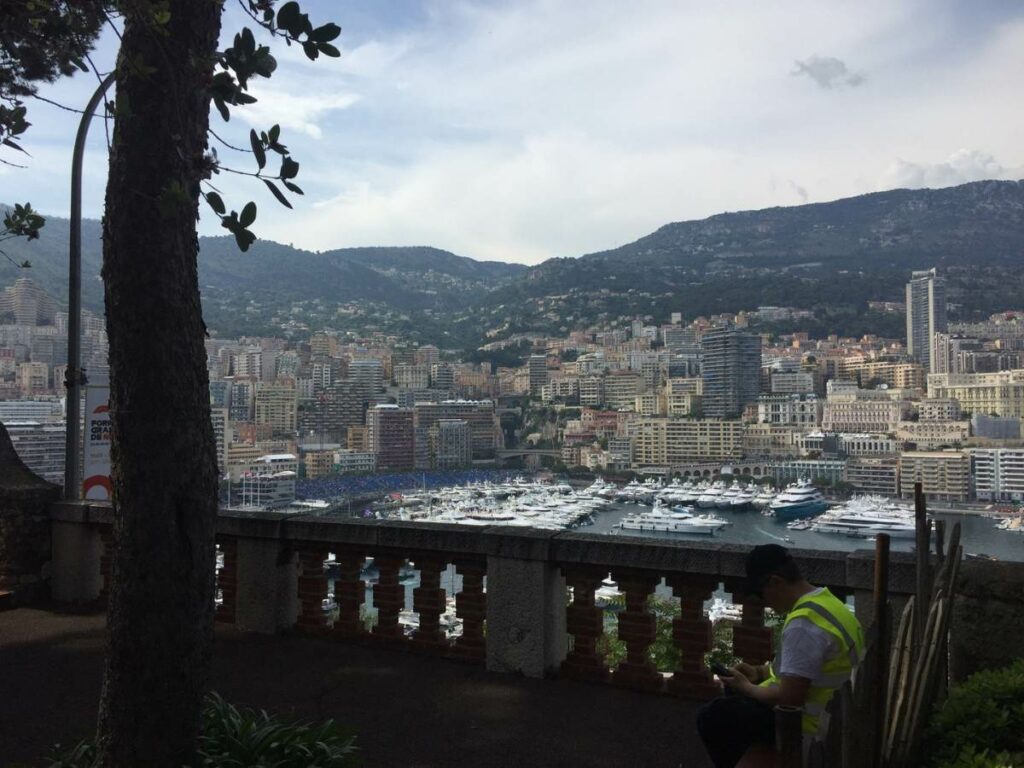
[83,383,112,501]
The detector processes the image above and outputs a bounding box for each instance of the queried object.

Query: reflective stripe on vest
[759,588,865,736]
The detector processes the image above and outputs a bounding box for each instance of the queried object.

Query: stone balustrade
[49,501,923,697]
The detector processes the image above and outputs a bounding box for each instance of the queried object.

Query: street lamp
[64,71,115,501]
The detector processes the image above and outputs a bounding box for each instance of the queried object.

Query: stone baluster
[331,549,366,640]
[560,566,608,682]
[215,537,237,624]
[371,555,404,642]
[667,575,720,699]
[98,525,114,603]
[729,583,774,665]
[296,546,329,634]
[450,559,486,661]
[411,557,448,652]
[611,570,663,692]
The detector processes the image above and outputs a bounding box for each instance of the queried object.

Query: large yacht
[806,497,920,539]
[696,482,726,508]
[618,504,730,535]
[768,479,828,521]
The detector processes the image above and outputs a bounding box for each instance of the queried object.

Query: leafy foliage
[45,692,360,768]
[925,659,1024,768]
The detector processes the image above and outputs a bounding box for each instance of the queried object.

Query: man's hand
[733,662,762,684]
[722,666,757,696]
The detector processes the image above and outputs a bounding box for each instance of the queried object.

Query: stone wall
[951,559,1024,682]
[0,425,60,605]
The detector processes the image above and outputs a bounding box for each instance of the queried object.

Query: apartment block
[927,370,1024,418]
[632,418,743,466]
[971,448,1024,501]
[898,451,970,501]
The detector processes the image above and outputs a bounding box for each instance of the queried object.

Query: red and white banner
[83,383,112,501]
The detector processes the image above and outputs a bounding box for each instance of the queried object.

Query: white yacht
[768,479,828,521]
[697,482,726,508]
[807,496,921,539]
[618,508,729,535]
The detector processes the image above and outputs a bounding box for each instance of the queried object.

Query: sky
[5,0,1024,264]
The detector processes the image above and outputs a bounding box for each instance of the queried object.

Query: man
[696,544,865,768]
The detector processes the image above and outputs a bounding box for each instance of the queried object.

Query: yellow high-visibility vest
[760,588,865,736]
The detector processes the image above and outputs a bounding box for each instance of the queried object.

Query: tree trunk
[96,3,222,765]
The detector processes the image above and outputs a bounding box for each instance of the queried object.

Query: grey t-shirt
[777,588,839,682]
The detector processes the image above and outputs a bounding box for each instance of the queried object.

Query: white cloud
[879,149,1020,189]
[792,55,865,89]
[236,86,361,139]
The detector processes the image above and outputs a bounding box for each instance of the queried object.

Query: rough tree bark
[95,2,223,765]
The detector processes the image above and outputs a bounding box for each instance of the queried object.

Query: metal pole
[64,71,115,500]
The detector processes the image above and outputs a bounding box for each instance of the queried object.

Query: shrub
[925,660,1024,768]
[47,693,359,768]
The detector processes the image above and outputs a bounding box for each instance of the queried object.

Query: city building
[757,394,821,426]
[0,399,63,422]
[603,370,643,410]
[367,405,415,471]
[700,326,762,419]
[254,380,298,436]
[742,423,799,457]
[632,418,743,467]
[895,420,970,450]
[918,398,962,421]
[413,400,499,459]
[971,448,1024,501]
[898,451,970,501]
[770,371,816,395]
[846,458,900,496]
[821,382,905,433]
[0,277,58,325]
[17,362,48,396]
[428,419,473,469]
[350,359,384,394]
[6,420,65,484]
[970,413,1022,441]
[906,268,947,372]
[771,459,846,486]
[927,369,1024,418]
[528,354,548,396]
[334,449,377,474]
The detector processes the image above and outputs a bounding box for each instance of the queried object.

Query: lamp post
[64,71,115,501]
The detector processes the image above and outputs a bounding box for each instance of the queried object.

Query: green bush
[926,660,1024,768]
[47,693,359,768]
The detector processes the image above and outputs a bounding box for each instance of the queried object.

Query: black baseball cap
[745,544,794,596]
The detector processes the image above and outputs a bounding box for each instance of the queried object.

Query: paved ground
[0,605,712,768]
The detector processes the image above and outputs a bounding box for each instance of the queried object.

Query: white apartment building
[334,449,377,474]
[970,449,1024,501]
[6,420,65,484]
[540,377,579,403]
[822,383,905,433]
[837,433,899,457]
[895,420,970,450]
[918,398,962,421]
[632,418,743,466]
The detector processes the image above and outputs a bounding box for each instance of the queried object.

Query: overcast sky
[6,0,1024,264]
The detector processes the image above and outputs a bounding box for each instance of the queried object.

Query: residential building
[350,359,384,394]
[603,370,642,410]
[5,420,65,484]
[254,380,298,436]
[367,405,415,471]
[0,399,62,422]
[17,362,48,396]
[211,408,228,472]
[0,277,58,325]
[846,458,900,496]
[541,377,579,403]
[757,394,822,426]
[836,433,898,457]
[770,371,815,395]
[632,418,743,467]
[898,451,970,501]
[906,268,947,372]
[394,363,431,390]
[528,354,548,396]
[335,449,377,474]
[918,398,962,421]
[414,400,499,459]
[700,325,762,419]
[302,450,335,479]
[578,375,605,407]
[430,363,455,391]
[771,459,846,486]
[927,370,1024,418]
[428,419,473,468]
[971,448,1024,501]
[821,382,905,433]
[742,423,799,457]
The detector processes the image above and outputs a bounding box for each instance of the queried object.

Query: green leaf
[263,179,293,209]
[213,97,229,122]
[206,192,226,215]
[276,2,302,32]
[282,180,304,195]
[269,124,280,143]
[280,157,299,179]
[318,42,341,58]
[233,227,256,252]
[302,41,319,60]
[249,129,266,169]
[309,23,342,43]
[239,201,257,227]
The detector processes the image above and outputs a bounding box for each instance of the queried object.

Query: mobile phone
[710,662,733,677]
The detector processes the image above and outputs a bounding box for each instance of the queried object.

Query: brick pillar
[451,559,486,661]
[729,585,773,664]
[331,549,366,640]
[371,555,404,642]
[215,537,237,624]
[667,575,719,699]
[411,557,448,652]
[560,566,608,683]
[296,546,329,634]
[99,525,114,604]
[611,570,663,692]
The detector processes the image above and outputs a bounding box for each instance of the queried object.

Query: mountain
[3,179,1023,347]
[476,180,1024,342]
[0,211,526,337]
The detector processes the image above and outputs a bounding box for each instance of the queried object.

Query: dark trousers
[696,695,775,768]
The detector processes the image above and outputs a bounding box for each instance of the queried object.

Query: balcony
[3,500,1019,766]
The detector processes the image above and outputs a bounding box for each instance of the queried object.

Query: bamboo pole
[913,482,930,649]
[872,533,891,768]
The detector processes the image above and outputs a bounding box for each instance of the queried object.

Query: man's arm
[723,672,811,708]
